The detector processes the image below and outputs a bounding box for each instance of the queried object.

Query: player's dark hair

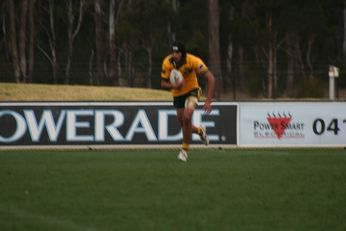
[171,41,186,59]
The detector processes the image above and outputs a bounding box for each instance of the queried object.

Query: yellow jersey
[161,53,208,97]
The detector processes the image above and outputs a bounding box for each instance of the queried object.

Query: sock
[182,142,189,152]
[196,126,203,136]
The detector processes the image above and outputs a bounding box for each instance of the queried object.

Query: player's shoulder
[163,54,174,64]
[186,53,208,73]
[186,53,206,66]
[186,53,203,63]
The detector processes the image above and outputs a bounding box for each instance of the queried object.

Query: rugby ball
[169,69,183,85]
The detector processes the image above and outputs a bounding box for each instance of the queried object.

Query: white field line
[0,204,103,231]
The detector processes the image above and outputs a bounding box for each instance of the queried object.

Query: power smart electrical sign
[254,112,305,139]
[239,102,346,147]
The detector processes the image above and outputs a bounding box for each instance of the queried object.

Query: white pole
[329,76,335,100]
[328,65,339,100]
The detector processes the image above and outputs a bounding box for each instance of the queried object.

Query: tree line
[0,0,345,98]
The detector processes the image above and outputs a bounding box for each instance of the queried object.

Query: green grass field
[0,149,346,231]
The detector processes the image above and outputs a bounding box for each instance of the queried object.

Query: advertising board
[0,102,237,148]
[239,102,346,147]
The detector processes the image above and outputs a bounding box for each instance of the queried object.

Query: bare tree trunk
[127,49,134,87]
[226,40,233,78]
[27,0,36,83]
[94,0,103,85]
[306,36,315,80]
[267,47,273,98]
[343,5,346,92]
[267,15,273,98]
[122,44,128,86]
[65,0,85,84]
[167,0,177,44]
[254,46,263,65]
[343,8,346,59]
[273,37,277,98]
[294,34,305,77]
[65,0,74,84]
[285,32,295,95]
[19,0,28,82]
[109,0,117,85]
[226,36,235,99]
[36,0,58,83]
[226,5,234,99]
[48,0,57,84]
[89,49,94,85]
[146,47,152,88]
[123,43,134,87]
[254,46,266,96]
[208,0,222,98]
[2,4,10,61]
[49,0,57,84]
[7,0,21,83]
[108,0,124,86]
[238,46,245,89]
[117,49,123,84]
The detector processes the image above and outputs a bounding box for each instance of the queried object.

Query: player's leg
[192,125,204,135]
[174,95,189,161]
[186,92,209,145]
[182,95,199,152]
[176,90,205,161]
[176,108,184,127]
[175,108,189,162]
[192,125,209,145]
[182,107,194,152]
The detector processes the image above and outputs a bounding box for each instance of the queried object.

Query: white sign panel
[239,102,346,147]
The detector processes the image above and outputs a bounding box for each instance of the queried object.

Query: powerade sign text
[0,103,237,146]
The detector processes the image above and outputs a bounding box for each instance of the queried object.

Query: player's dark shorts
[173,88,201,108]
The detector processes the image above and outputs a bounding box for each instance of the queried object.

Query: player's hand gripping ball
[169,69,184,86]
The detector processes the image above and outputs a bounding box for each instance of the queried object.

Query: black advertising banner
[0,102,237,147]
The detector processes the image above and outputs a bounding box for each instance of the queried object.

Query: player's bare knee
[185,96,198,110]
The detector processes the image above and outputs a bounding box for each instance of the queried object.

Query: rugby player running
[161,41,216,162]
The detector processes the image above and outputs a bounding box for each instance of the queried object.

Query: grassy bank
[0,83,172,101]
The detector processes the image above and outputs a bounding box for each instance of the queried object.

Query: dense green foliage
[0,0,345,98]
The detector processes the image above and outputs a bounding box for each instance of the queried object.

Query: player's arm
[161,72,175,89]
[203,70,215,113]
[161,78,171,89]
[161,63,184,89]
[161,60,174,89]
[193,56,215,113]
[161,78,184,90]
